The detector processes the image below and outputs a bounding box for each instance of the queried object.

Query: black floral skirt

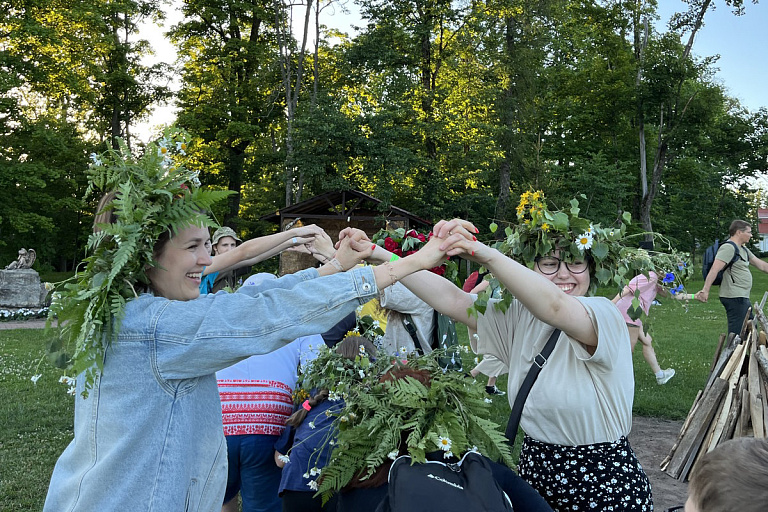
[518,435,653,511]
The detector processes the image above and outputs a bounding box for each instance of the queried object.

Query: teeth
[557,284,574,292]
[187,272,201,279]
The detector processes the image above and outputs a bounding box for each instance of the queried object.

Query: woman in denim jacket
[43,199,449,510]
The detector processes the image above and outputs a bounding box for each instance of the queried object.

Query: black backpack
[701,240,741,286]
[375,452,514,512]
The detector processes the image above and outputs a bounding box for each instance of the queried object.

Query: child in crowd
[612,271,688,385]
[274,336,376,512]
[463,271,506,395]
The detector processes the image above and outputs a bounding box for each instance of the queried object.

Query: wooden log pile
[661,292,768,481]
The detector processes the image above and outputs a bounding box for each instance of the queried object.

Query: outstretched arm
[432,219,598,347]
[750,254,768,273]
[695,258,726,303]
[203,225,325,275]
[338,228,478,328]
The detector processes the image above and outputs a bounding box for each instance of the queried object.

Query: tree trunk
[224,144,246,228]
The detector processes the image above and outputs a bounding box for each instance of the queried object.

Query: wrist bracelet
[329,258,344,272]
[389,254,400,262]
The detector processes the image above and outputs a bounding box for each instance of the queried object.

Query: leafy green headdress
[474,191,692,313]
[47,127,230,394]
[294,346,513,502]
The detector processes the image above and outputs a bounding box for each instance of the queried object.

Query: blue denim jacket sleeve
[148,266,378,379]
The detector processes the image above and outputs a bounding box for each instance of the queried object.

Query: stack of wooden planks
[661,293,768,481]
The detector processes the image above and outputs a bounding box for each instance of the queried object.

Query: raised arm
[433,219,598,347]
[337,228,478,328]
[203,225,325,275]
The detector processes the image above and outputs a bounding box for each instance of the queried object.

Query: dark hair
[729,220,752,236]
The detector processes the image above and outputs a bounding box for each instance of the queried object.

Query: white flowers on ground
[575,231,594,251]
[30,374,42,384]
[438,436,452,453]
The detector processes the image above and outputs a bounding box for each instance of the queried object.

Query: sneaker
[651,300,662,306]
[485,385,506,396]
[656,368,675,385]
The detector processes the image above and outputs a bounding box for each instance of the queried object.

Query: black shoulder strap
[505,328,561,447]
[402,314,423,355]
[722,241,743,283]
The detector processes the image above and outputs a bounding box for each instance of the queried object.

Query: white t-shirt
[477,296,633,446]
[378,282,434,355]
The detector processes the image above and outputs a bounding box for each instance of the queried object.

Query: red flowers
[384,236,398,252]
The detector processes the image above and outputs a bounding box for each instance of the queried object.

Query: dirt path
[629,416,688,511]
[0,319,47,330]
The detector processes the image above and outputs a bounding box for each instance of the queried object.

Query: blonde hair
[688,437,768,512]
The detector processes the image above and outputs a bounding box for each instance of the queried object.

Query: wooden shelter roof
[261,189,431,227]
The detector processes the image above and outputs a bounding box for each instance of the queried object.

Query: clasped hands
[335,218,484,270]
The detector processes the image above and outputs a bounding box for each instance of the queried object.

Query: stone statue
[5,248,36,270]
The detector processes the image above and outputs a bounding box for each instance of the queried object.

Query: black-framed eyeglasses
[534,256,589,275]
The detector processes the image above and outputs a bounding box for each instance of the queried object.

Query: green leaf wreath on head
[474,190,693,316]
[47,127,231,396]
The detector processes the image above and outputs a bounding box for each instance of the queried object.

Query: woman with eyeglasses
[339,213,653,511]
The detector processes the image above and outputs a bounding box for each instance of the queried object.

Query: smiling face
[533,250,591,297]
[147,226,213,301]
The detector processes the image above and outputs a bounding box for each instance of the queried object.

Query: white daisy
[437,436,452,452]
[575,232,593,251]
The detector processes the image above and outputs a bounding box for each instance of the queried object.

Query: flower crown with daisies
[47,127,231,396]
[293,347,513,502]
[474,191,692,313]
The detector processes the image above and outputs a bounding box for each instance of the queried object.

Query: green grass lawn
[3,263,767,509]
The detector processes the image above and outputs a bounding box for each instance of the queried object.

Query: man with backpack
[695,220,768,337]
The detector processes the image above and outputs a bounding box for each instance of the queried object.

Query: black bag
[375,452,514,512]
[701,240,741,286]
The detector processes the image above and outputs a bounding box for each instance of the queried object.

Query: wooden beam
[663,378,728,480]
[710,333,727,373]
[748,351,766,438]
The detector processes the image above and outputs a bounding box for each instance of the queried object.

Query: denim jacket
[44,267,378,512]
